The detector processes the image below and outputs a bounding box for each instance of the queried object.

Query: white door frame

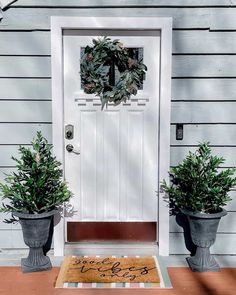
[51,16,172,257]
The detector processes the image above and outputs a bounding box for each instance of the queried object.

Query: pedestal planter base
[21,247,52,273]
[186,247,219,272]
[22,257,52,273]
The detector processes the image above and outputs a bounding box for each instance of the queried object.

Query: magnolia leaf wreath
[80,37,147,109]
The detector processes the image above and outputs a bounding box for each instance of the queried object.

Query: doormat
[55,256,167,288]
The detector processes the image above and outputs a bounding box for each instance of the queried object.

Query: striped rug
[55,255,168,288]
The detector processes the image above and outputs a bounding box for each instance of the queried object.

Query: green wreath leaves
[80,37,147,109]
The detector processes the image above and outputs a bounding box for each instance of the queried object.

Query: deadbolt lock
[65,124,74,140]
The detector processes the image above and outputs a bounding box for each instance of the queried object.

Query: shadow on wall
[43,206,76,255]
[175,212,197,256]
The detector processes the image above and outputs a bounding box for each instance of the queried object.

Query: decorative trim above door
[51,16,172,257]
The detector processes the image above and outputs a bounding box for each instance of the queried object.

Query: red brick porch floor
[0,266,236,295]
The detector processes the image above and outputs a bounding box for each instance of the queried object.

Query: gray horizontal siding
[170,233,236,254]
[0,146,28,166]
[1,7,236,30]
[0,8,213,30]
[1,77,236,102]
[0,3,236,30]
[171,102,236,123]
[211,9,236,30]
[0,77,235,103]
[2,55,236,78]
[2,145,236,167]
[171,125,236,146]
[0,126,236,160]
[0,79,51,100]
[173,31,236,54]
[0,2,236,253]
[0,31,50,55]
[0,208,21,230]
[10,0,236,7]
[1,100,236,124]
[0,56,51,77]
[170,146,236,167]
[2,31,236,55]
[225,191,236,211]
[0,124,52,144]
[0,230,25,249]
[0,168,16,182]
[0,101,51,122]
[173,56,236,77]
[172,79,236,101]
[170,212,236,234]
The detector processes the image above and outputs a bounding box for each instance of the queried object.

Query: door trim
[51,16,172,256]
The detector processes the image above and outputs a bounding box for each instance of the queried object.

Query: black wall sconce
[176,124,184,140]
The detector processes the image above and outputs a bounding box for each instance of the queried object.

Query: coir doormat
[55,256,164,288]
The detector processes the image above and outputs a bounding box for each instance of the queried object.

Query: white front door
[63,30,160,238]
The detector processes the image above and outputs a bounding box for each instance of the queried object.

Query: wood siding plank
[170,146,236,167]
[0,79,51,100]
[1,31,236,55]
[211,8,236,30]
[0,101,51,122]
[0,230,25,248]
[0,124,51,144]
[173,56,236,77]
[0,145,24,166]
[173,31,236,54]
[172,79,236,101]
[10,0,236,7]
[171,125,236,146]
[2,56,236,78]
[226,191,236,211]
[0,56,51,77]
[170,212,236,233]
[2,144,236,168]
[0,217,13,230]
[0,167,16,182]
[0,31,50,55]
[0,8,211,30]
[1,8,236,30]
[170,233,236,254]
[0,210,21,230]
[171,102,236,123]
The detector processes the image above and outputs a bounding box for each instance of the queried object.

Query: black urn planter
[13,210,56,273]
[181,208,227,272]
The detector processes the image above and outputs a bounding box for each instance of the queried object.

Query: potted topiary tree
[161,142,236,272]
[0,131,72,273]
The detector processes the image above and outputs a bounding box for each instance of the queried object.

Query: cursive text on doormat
[62,256,160,284]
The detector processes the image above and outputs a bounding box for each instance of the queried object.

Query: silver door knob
[66,144,80,154]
